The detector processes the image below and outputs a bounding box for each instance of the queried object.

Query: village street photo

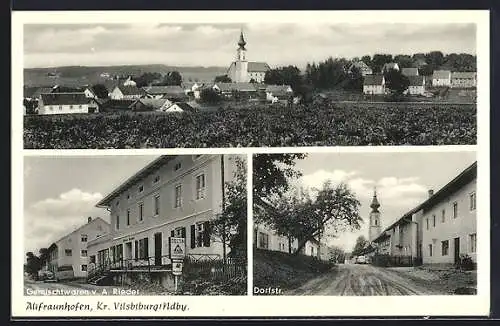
[24,154,247,296]
[22,22,477,149]
[253,152,478,296]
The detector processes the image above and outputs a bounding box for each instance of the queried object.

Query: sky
[290,151,477,252]
[23,23,476,68]
[23,155,159,254]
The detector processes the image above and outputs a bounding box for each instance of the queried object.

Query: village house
[265,85,293,103]
[371,161,477,266]
[212,82,258,98]
[451,72,477,88]
[38,92,99,115]
[432,70,452,87]
[110,85,146,100]
[163,102,196,113]
[128,98,173,112]
[254,224,320,258]
[227,31,270,83]
[401,67,419,77]
[382,62,400,72]
[363,75,386,95]
[45,217,110,278]
[406,75,426,96]
[87,155,242,282]
[347,60,373,76]
[142,85,186,100]
[181,82,204,97]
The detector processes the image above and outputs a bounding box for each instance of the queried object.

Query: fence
[371,254,422,267]
[183,256,247,282]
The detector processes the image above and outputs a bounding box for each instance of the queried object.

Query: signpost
[169,237,186,292]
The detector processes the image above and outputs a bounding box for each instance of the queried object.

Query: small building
[212,82,258,98]
[432,70,452,87]
[363,75,385,95]
[128,98,173,112]
[347,60,373,76]
[401,67,419,77]
[265,85,293,103]
[142,85,186,100]
[406,75,426,95]
[451,72,477,88]
[382,62,400,72]
[254,224,319,258]
[110,85,146,100]
[46,217,111,278]
[38,93,99,115]
[163,102,196,113]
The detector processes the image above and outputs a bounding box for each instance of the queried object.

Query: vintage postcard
[11,9,490,318]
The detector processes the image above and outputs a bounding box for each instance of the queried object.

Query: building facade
[110,85,146,100]
[451,72,477,88]
[372,162,477,266]
[406,76,426,95]
[227,32,270,83]
[363,75,386,95]
[432,70,452,87]
[46,217,110,278]
[38,93,99,115]
[368,190,382,242]
[88,155,243,270]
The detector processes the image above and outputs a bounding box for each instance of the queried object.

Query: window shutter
[171,230,174,237]
[190,225,196,249]
[144,238,149,259]
[134,241,138,261]
[182,227,186,239]
[203,221,211,247]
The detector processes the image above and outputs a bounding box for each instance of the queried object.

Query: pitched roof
[373,161,477,243]
[143,85,185,95]
[131,98,171,110]
[172,102,196,112]
[214,82,257,92]
[402,67,419,76]
[248,62,271,72]
[31,87,54,99]
[40,92,91,106]
[117,85,146,96]
[363,75,384,86]
[266,85,293,96]
[408,75,425,86]
[50,217,110,247]
[432,70,451,79]
[451,72,477,79]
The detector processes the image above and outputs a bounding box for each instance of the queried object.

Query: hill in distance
[24,64,228,87]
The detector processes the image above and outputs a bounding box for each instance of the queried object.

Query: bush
[456,254,476,271]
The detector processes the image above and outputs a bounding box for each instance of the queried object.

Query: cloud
[24,189,107,253]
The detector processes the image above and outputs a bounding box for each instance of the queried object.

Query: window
[138,203,144,221]
[138,185,144,193]
[79,105,82,109]
[195,174,206,200]
[69,105,73,109]
[175,185,182,208]
[153,175,160,184]
[470,192,476,210]
[81,265,87,272]
[127,193,130,200]
[174,162,182,171]
[59,105,62,110]
[81,234,88,242]
[374,219,378,226]
[116,200,119,207]
[259,232,269,249]
[190,222,210,248]
[153,195,160,216]
[173,227,184,238]
[65,249,72,257]
[432,215,436,227]
[428,244,433,257]
[139,237,149,259]
[426,218,429,230]
[115,215,120,230]
[441,240,449,256]
[81,250,88,257]
[470,233,477,253]
[195,222,205,247]
[441,209,446,223]
[453,202,458,218]
[127,209,131,226]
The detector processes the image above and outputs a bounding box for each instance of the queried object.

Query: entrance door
[154,233,162,266]
[454,237,460,264]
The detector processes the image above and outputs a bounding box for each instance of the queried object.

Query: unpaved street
[286,263,441,296]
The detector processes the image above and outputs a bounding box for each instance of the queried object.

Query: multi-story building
[451,72,477,88]
[38,93,99,115]
[372,161,477,266]
[254,224,320,258]
[46,217,110,278]
[87,155,243,271]
[363,75,386,95]
[406,75,426,95]
[432,70,452,87]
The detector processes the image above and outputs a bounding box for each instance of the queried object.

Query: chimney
[428,189,434,198]
[87,216,92,223]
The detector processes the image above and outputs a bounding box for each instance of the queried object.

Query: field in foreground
[23,103,476,149]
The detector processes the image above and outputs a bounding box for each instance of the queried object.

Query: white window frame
[115,215,120,230]
[441,209,446,223]
[195,222,206,248]
[81,264,87,272]
[65,249,72,257]
[174,184,182,208]
[138,202,144,222]
[470,233,477,253]
[138,185,144,193]
[195,173,206,200]
[81,234,88,242]
[126,209,131,226]
[81,250,88,257]
[453,202,458,218]
[174,227,183,237]
[470,192,476,211]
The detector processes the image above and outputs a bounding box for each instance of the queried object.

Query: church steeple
[370,187,380,212]
[238,30,247,50]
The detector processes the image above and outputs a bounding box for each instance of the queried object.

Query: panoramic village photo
[22,22,477,149]
[23,154,248,296]
[253,152,478,296]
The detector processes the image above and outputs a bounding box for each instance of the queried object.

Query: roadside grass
[253,248,335,294]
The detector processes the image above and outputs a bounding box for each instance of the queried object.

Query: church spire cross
[370,187,380,212]
[238,30,247,50]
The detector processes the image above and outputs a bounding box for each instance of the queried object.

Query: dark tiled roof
[174,102,196,112]
[248,62,271,72]
[215,82,257,92]
[143,85,185,95]
[117,85,146,96]
[451,72,477,79]
[40,92,91,106]
[363,75,384,86]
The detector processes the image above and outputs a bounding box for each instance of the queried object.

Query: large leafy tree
[352,235,369,256]
[384,68,410,94]
[91,84,109,99]
[25,252,41,279]
[210,156,247,260]
[264,65,303,90]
